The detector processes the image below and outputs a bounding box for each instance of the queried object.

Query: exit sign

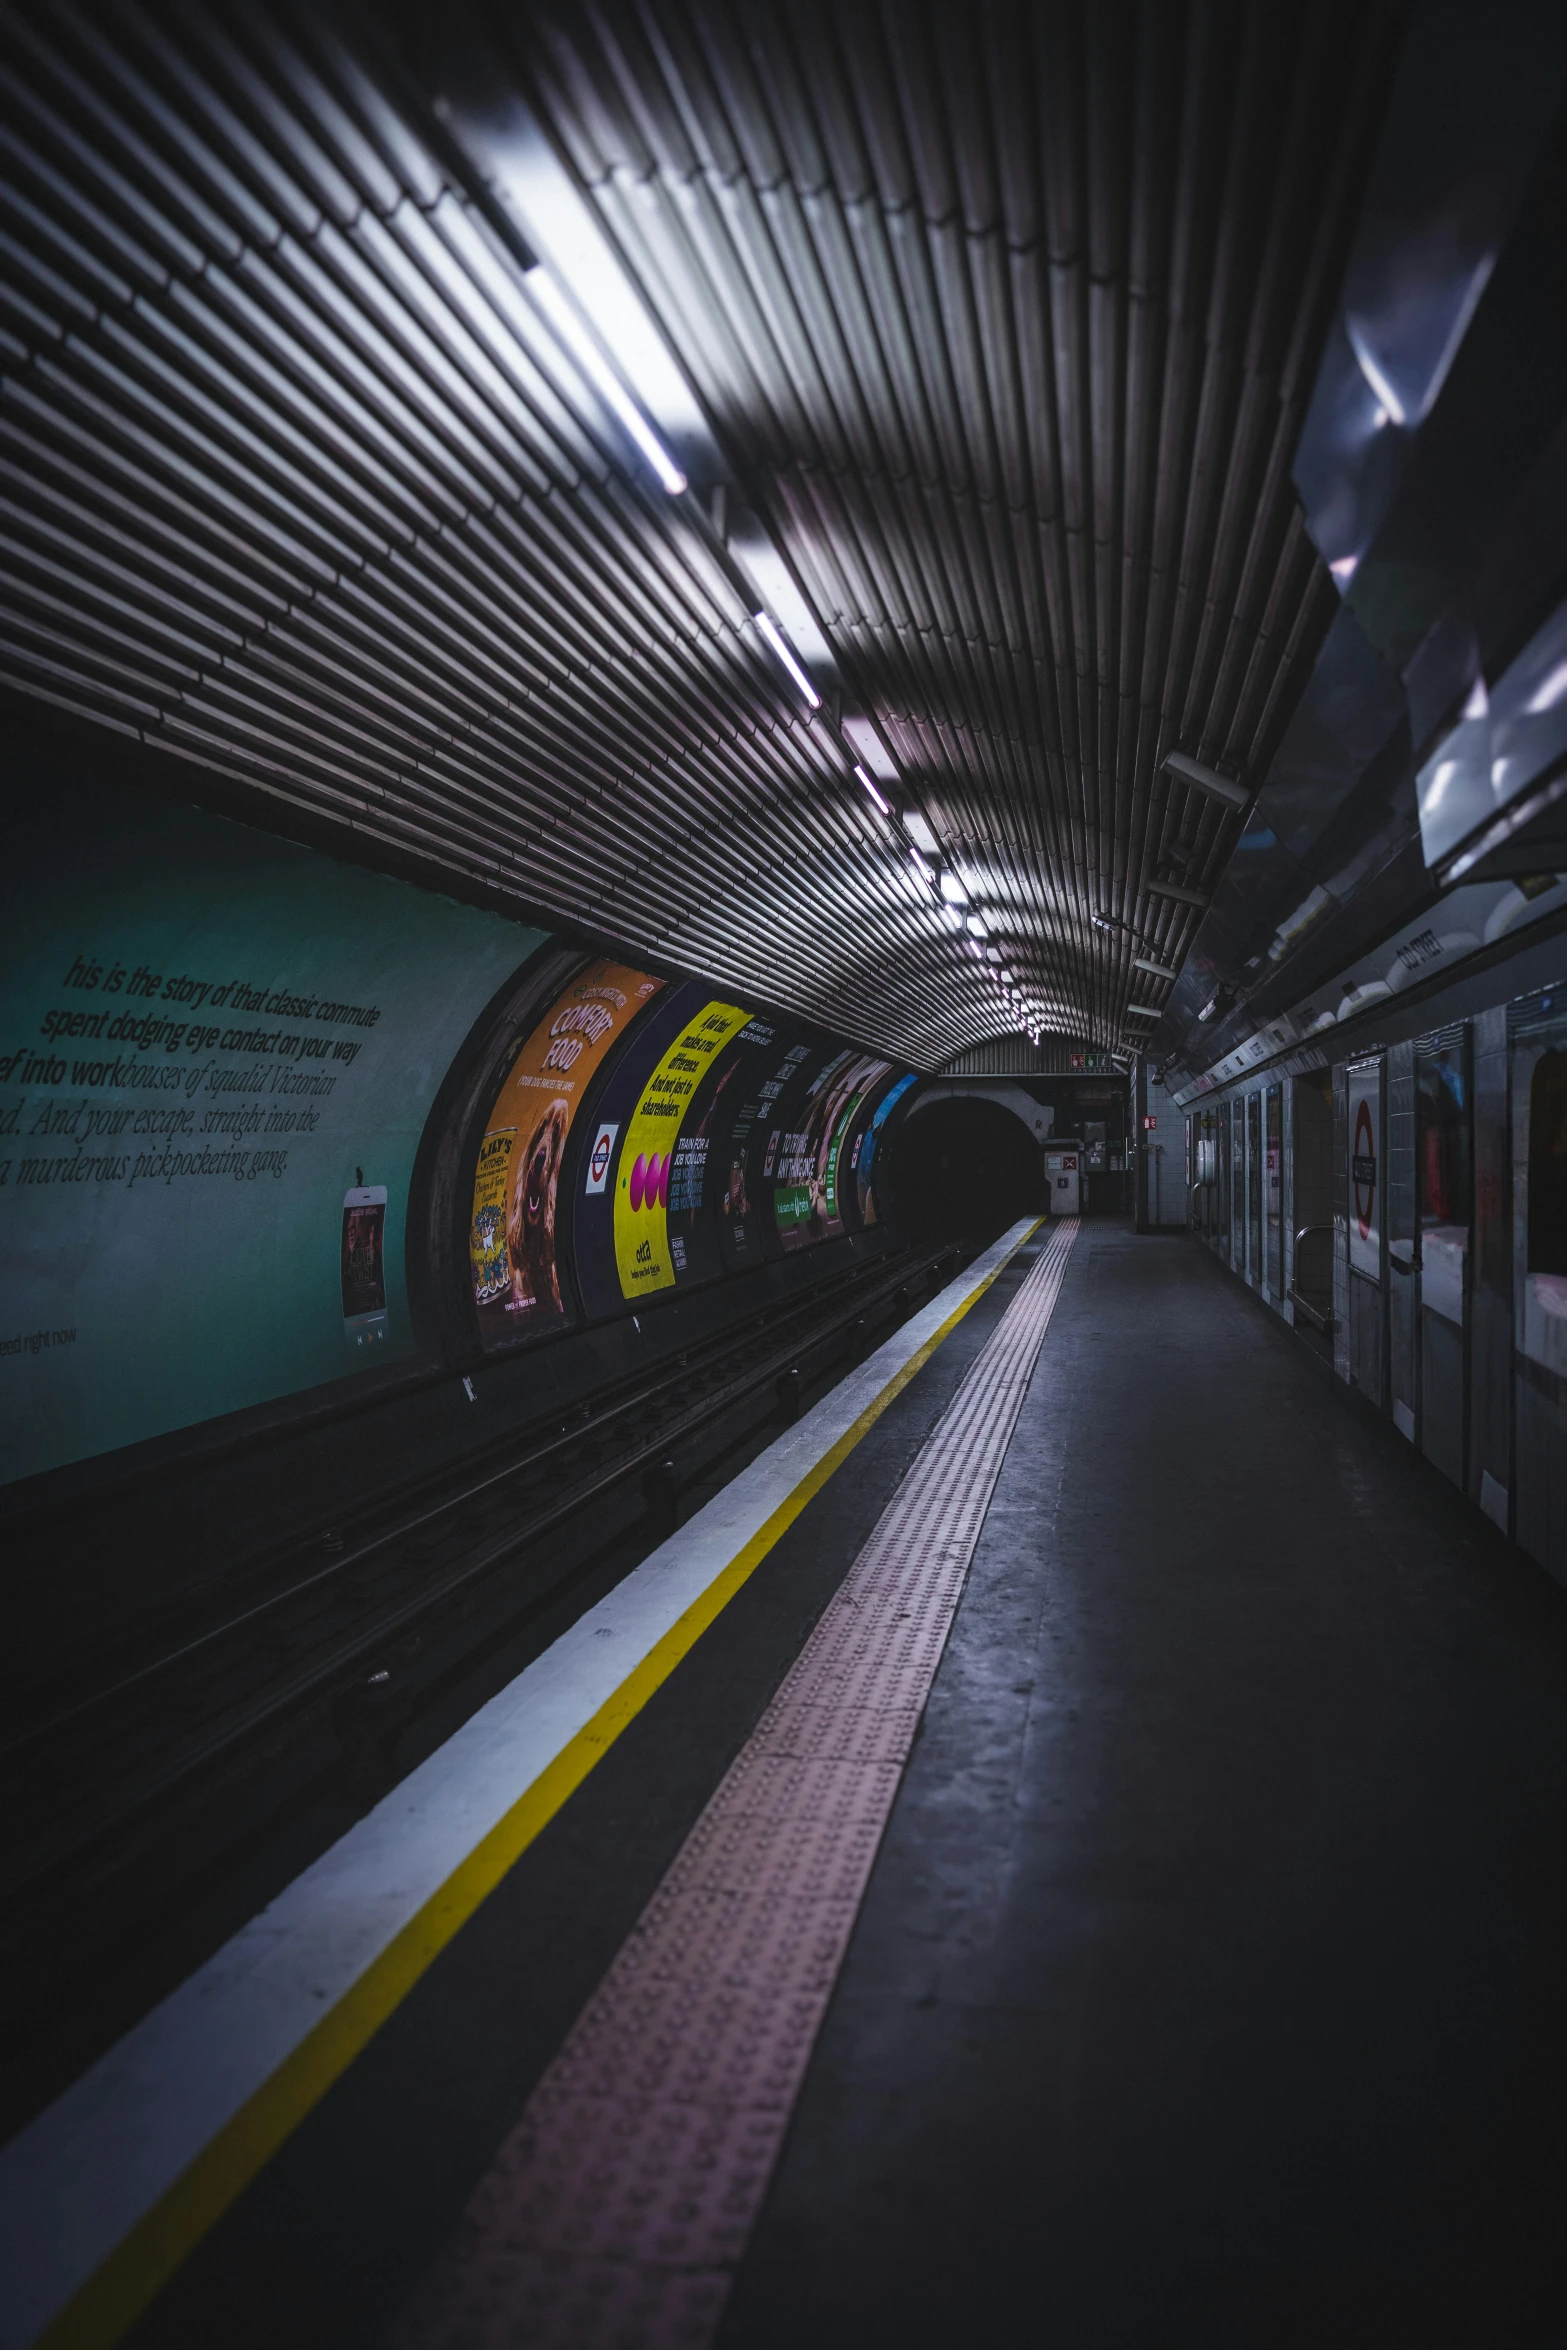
[1142,1114,1157,1129]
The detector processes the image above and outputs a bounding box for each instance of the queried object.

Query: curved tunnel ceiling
[0,0,1398,1067]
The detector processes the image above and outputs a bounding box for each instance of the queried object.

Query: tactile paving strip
[395,1218,1079,2348]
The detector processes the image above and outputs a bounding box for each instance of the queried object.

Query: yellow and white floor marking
[0,1220,1042,2350]
[394,1218,1079,2348]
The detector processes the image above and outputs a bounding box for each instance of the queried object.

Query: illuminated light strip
[526,266,687,495]
[0,1223,1042,2350]
[393,1220,1081,2347]
[853,762,890,816]
[752,611,821,709]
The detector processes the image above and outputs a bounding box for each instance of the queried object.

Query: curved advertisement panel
[665,1008,789,1287]
[612,997,751,1301]
[823,1057,899,1236]
[469,958,664,1346]
[716,1031,817,1271]
[855,1070,919,1226]
[768,1049,893,1252]
[573,985,716,1320]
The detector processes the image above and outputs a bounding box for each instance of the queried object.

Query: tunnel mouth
[879,1098,1047,1245]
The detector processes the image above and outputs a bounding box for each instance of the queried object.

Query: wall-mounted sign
[341,1183,388,1351]
[1348,1058,1381,1280]
[584,1122,617,1195]
[0,758,549,1484]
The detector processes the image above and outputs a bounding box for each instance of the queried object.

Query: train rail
[0,1237,965,2058]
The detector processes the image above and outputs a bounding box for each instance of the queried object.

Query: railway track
[0,1237,964,2053]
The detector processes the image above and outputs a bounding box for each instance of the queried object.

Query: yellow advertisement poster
[613,999,750,1299]
[470,958,663,1334]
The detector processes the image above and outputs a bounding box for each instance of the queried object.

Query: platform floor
[17,1222,1567,2345]
[724,1227,1567,2347]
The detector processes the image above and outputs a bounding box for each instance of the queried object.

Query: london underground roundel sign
[1352,1098,1376,1241]
[1346,1061,1381,1279]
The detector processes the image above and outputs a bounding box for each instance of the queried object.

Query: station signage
[1347,1059,1381,1281]
[584,1122,617,1195]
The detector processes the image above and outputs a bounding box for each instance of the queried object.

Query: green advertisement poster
[0,759,545,1484]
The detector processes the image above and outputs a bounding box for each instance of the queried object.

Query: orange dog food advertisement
[470,959,663,1339]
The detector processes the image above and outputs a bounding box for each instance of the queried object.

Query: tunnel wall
[0,760,919,1490]
[0,757,546,1483]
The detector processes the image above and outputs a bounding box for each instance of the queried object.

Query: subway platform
[7,1219,1567,2348]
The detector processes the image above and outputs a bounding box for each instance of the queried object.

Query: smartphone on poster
[341,1184,388,1351]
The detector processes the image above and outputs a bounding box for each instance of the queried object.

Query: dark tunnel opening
[879,1099,1046,1245]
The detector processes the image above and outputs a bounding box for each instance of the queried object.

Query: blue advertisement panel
[855,1070,919,1226]
[0,761,545,1483]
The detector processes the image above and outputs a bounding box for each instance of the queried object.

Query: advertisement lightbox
[469,959,665,1344]
[769,1050,893,1251]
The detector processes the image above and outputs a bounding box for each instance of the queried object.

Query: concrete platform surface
[722,1227,1567,2348]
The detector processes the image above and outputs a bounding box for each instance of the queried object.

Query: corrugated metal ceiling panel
[0,0,1398,1065]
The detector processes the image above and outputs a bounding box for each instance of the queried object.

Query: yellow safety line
[42,1224,1041,2350]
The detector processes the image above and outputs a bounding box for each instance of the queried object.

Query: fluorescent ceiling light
[526,266,687,494]
[753,611,821,708]
[853,763,891,815]
[1133,955,1178,980]
[939,871,968,906]
[1163,751,1250,812]
[902,810,940,857]
[908,847,935,891]
[1147,878,1210,908]
[1527,662,1567,715]
[1423,758,1457,812]
[843,714,899,782]
[440,84,709,453]
[1345,318,1407,428]
[731,525,836,673]
[1125,1004,1162,1020]
[942,905,965,932]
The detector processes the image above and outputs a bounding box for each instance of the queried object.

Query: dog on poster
[507,1095,569,1315]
